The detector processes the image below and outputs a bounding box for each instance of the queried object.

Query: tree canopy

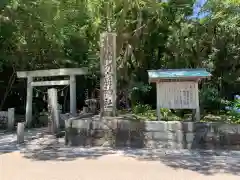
[0,0,240,113]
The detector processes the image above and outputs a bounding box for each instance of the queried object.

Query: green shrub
[225,95,240,123]
[132,104,152,114]
[199,86,226,113]
[132,104,182,121]
[160,108,182,121]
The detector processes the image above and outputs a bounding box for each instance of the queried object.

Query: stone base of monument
[64,116,240,150]
[102,107,117,117]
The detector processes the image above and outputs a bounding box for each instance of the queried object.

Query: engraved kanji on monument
[100,32,117,116]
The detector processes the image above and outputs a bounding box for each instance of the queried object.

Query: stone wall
[65,117,240,150]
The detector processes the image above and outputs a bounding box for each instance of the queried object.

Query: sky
[161,0,209,19]
[192,0,208,18]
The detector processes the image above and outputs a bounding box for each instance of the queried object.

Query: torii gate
[17,68,88,127]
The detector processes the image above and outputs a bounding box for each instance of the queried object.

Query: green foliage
[131,104,156,121]
[0,0,240,117]
[132,104,181,121]
[199,86,223,112]
[160,108,182,121]
[132,104,152,114]
[129,82,152,106]
[225,95,240,123]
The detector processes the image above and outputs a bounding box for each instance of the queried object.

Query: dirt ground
[0,129,239,180]
[0,151,239,180]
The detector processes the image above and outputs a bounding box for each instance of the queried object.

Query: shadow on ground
[0,132,18,154]
[20,136,115,161]
[0,128,48,155]
[122,148,240,176]
[1,131,240,176]
[19,136,240,176]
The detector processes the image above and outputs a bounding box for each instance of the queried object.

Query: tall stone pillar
[100,32,117,117]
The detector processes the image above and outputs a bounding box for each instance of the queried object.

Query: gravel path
[0,128,240,180]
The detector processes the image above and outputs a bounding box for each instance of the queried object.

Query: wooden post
[17,122,25,144]
[7,108,15,131]
[195,82,200,121]
[70,75,76,116]
[26,76,33,127]
[47,88,60,134]
[156,83,161,121]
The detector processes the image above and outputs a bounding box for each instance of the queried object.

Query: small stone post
[90,99,97,114]
[47,88,60,134]
[7,108,15,131]
[17,122,25,144]
[83,106,88,113]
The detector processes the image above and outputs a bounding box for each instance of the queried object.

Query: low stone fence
[0,108,15,130]
[65,117,240,150]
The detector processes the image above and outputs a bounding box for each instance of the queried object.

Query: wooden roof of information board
[147,68,211,82]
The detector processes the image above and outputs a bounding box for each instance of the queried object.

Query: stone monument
[100,32,117,116]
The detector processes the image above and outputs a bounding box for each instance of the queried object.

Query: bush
[132,104,152,114]
[132,104,182,121]
[225,95,240,123]
[199,86,226,113]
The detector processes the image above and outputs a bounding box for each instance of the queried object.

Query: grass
[118,109,182,121]
[118,109,240,124]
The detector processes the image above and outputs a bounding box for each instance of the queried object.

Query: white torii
[17,68,88,127]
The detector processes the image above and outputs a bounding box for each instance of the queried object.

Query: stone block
[186,132,195,143]
[117,120,130,130]
[182,122,194,132]
[92,121,103,129]
[230,145,240,150]
[195,122,209,132]
[67,131,88,146]
[91,130,107,138]
[228,134,240,145]
[129,139,144,148]
[167,121,182,132]
[102,120,118,130]
[145,121,168,132]
[186,143,193,149]
[152,132,169,140]
[71,119,91,129]
[65,119,70,129]
[176,130,184,142]
[216,124,240,134]
[91,138,112,147]
[143,131,182,142]
[143,132,154,140]
[144,140,168,149]
[129,121,144,131]
[167,141,184,149]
